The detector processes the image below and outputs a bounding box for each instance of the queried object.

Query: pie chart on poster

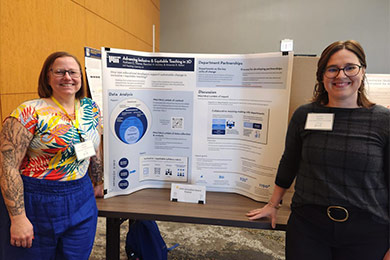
[110,98,151,144]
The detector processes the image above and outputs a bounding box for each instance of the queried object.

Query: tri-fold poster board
[84,47,390,202]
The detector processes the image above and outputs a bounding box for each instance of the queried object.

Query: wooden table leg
[106,217,121,260]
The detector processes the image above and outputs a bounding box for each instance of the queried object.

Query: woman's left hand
[93,183,104,198]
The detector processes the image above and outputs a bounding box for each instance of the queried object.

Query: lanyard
[51,96,84,142]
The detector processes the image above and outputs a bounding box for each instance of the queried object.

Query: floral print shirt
[9,97,102,181]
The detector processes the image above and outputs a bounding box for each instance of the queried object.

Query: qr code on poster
[171,117,184,130]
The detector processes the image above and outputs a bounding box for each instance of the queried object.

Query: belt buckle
[327,206,349,222]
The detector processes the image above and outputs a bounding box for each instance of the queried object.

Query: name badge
[304,113,334,131]
[74,140,96,161]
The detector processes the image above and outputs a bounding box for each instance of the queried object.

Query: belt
[327,206,349,222]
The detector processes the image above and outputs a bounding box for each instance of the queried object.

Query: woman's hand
[246,185,286,229]
[246,203,279,229]
[93,183,104,198]
[10,214,34,248]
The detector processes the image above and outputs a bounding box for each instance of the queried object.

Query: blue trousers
[286,205,389,260]
[0,174,98,260]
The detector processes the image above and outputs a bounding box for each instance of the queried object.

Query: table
[96,188,291,260]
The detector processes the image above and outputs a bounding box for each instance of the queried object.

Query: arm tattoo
[89,136,103,183]
[89,156,103,183]
[0,118,33,217]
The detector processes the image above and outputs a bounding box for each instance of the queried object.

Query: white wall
[160,0,390,73]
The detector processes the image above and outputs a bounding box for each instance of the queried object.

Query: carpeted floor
[90,217,285,260]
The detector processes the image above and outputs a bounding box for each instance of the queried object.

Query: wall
[160,0,390,74]
[0,0,160,127]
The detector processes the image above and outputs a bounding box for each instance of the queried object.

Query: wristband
[268,201,281,209]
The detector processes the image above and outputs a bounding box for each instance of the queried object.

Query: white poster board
[84,47,103,115]
[366,74,390,108]
[101,48,293,201]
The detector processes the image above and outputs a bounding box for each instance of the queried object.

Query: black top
[275,102,390,222]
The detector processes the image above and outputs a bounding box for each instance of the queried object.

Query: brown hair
[38,51,85,99]
[311,40,374,108]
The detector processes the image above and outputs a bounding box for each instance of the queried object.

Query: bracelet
[267,201,281,209]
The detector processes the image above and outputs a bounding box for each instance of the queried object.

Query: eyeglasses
[324,64,362,79]
[50,69,81,78]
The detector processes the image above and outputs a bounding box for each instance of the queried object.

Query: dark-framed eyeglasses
[50,69,81,78]
[324,64,362,79]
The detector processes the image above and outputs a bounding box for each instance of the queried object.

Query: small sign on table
[170,183,206,204]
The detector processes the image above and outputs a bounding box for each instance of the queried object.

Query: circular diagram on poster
[110,98,151,144]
